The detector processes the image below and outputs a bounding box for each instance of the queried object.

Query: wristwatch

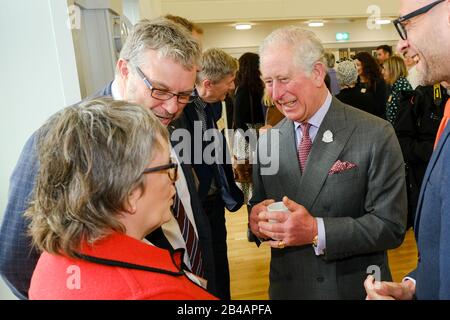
[312,235,319,248]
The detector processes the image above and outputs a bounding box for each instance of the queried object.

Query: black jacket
[233,85,265,130]
[336,87,379,116]
[172,100,244,212]
[395,85,449,228]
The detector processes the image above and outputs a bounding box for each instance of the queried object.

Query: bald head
[397,0,450,84]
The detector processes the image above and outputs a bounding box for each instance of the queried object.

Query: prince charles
[249,27,407,300]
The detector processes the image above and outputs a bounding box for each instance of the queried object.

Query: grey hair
[119,17,201,72]
[26,98,169,258]
[197,48,238,84]
[260,26,327,76]
[336,60,358,87]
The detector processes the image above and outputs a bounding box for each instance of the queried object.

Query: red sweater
[29,232,217,300]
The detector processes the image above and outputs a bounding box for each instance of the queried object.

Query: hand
[249,199,275,240]
[257,196,318,249]
[364,275,415,300]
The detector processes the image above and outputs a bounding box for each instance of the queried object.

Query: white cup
[267,201,289,223]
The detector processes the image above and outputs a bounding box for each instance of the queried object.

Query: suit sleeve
[322,123,407,261]
[439,137,450,299]
[0,133,41,299]
[249,133,269,208]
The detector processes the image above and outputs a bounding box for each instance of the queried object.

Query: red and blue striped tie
[173,192,204,277]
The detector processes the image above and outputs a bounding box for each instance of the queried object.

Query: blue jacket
[411,123,450,299]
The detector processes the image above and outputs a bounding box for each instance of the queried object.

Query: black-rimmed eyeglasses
[393,0,445,40]
[135,66,196,104]
[143,158,178,183]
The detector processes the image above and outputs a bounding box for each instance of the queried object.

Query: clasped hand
[249,196,317,249]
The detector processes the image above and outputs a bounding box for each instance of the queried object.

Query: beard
[415,29,450,85]
[417,56,450,86]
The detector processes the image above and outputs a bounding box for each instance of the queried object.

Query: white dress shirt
[294,92,332,256]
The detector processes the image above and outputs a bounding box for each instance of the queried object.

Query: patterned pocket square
[328,160,357,175]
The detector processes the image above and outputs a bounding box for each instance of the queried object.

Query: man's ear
[311,62,327,87]
[117,59,130,80]
[203,78,212,89]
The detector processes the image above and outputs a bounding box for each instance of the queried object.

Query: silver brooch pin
[322,130,334,143]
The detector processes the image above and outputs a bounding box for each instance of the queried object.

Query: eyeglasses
[143,158,178,183]
[135,66,196,104]
[393,0,445,40]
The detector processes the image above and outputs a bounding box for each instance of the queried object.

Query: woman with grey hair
[27,99,216,300]
[336,60,379,116]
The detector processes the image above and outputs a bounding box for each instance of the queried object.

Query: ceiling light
[235,23,252,30]
[308,21,324,27]
[375,19,391,25]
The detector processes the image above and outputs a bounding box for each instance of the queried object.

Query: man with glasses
[0,18,218,299]
[174,48,244,300]
[365,0,450,300]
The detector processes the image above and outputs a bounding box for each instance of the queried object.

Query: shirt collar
[193,94,208,110]
[111,79,122,101]
[295,91,332,130]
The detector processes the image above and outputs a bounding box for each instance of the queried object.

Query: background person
[376,45,393,66]
[335,60,379,116]
[324,52,340,95]
[174,48,244,300]
[354,52,388,119]
[383,56,413,124]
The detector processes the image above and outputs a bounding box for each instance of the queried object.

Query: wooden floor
[226,206,418,300]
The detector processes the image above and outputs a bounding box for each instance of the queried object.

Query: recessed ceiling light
[308,21,324,27]
[235,23,252,30]
[375,19,391,25]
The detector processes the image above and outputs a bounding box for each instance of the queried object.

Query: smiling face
[397,0,450,84]
[261,44,327,123]
[118,49,197,126]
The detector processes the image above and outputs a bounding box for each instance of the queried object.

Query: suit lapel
[297,99,355,210]
[184,102,200,125]
[414,124,450,237]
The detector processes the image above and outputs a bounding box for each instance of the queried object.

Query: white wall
[0,0,81,300]
[139,0,162,20]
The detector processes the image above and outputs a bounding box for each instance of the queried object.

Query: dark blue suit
[411,124,450,299]
[173,100,244,300]
[0,83,217,298]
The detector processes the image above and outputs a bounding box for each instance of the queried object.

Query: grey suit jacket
[250,98,407,300]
